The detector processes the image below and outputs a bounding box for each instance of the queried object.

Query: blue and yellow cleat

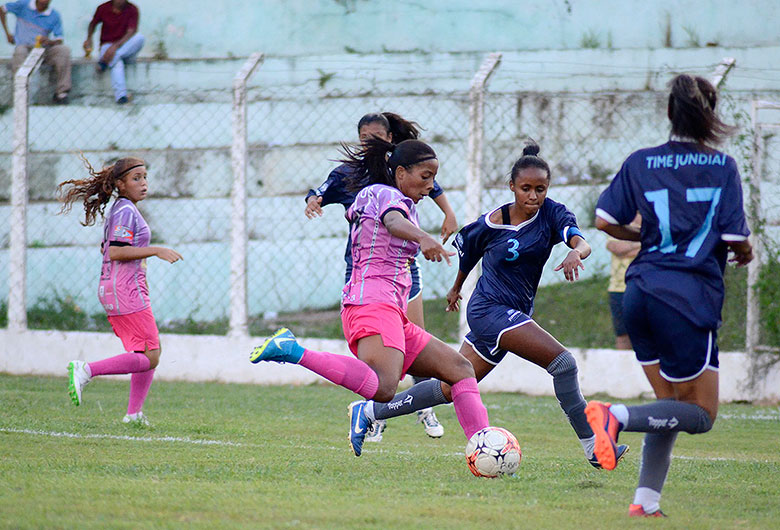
[589,444,629,469]
[249,328,304,364]
[348,400,372,457]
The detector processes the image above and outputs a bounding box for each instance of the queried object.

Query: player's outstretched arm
[727,239,754,267]
[432,193,458,243]
[382,210,454,265]
[445,270,468,312]
[554,235,590,282]
[595,216,641,241]
[109,246,183,264]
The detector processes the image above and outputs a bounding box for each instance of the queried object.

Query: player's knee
[691,405,715,434]
[372,385,397,403]
[546,350,577,377]
[145,347,161,369]
[451,354,475,380]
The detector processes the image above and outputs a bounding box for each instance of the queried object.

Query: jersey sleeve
[108,204,138,245]
[377,187,413,221]
[453,218,487,276]
[595,159,638,226]
[549,201,582,246]
[717,159,750,241]
[307,167,342,206]
[429,180,444,199]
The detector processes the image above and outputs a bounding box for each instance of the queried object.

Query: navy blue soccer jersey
[596,140,750,328]
[305,163,444,210]
[454,199,583,314]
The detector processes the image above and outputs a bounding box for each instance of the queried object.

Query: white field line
[0,428,250,447]
[0,427,347,453]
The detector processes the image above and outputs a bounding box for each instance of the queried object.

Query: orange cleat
[628,504,667,517]
[585,401,620,470]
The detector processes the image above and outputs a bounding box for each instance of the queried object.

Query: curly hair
[57,155,145,226]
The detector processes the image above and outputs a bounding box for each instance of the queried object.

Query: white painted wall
[2,329,778,403]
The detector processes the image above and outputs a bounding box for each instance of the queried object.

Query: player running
[350,142,628,468]
[251,137,490,457]
[588,73,753,517]
[58,156,182,426]
[305,112,458,440]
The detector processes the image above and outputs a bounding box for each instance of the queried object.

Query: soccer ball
[465,427,522,478]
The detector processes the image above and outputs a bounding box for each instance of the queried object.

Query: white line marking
[1,428,248,447]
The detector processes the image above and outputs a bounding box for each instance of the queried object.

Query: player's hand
[83,39,92,54]
[554,249,585,282]
[729,248,754,267]
[156,247,183,264]
[6,33,14,45]
[420,234,455,266]
[440,214,458,244]
[305,195,323,219]
[445,288,462,312]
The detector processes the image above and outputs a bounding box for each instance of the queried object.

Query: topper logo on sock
[648,416,678,429]
[388,395,413,410]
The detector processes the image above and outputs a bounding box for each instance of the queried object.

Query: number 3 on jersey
[644,187,722,258]
[505,239,520,261]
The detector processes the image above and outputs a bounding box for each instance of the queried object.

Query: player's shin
[547,351,593,439]
[450,377,489,439]
[371,378,449,420]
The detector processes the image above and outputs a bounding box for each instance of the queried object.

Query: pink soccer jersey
[342,184,420,312]
[98,197,151,316]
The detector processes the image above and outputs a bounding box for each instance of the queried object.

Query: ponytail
[356,112,421,143]
[668,74,736,146]
[341,138,437,192]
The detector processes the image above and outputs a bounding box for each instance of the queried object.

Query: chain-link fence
[747,101,780,353]
[5,50,235,331]
[4,52,779,353]
[244,62,474,317]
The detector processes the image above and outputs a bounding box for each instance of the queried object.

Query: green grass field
[1,373,778,528]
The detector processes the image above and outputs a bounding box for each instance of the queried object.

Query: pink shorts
[341,302,432,378]
[107,307,160,352]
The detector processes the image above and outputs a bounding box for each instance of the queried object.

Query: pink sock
[299,349,379,399]
[127,369,155,415]
[451,377,490,440]
[89,353,151,376]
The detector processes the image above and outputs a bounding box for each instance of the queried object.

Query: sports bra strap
[501,204,511,225]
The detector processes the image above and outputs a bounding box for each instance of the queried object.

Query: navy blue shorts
[464,294,532,365]
[608,291,628,336]
[623,281,719,382]
[345,255,422,301]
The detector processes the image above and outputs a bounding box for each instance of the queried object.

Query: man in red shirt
[83,0,143,104]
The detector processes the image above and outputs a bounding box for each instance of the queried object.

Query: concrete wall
[2,46,778,320]
[0,1,778,58]
[2,329,778,403]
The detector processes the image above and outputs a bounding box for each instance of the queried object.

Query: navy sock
[372,379,448,420]
[547,351,593,439]
[637,431,678,493]
[625,399,713,434]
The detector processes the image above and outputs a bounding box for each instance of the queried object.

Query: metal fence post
[9,48,45,332]
[229,52,264,337]
[459,52,502,340]
[746,100,780,354]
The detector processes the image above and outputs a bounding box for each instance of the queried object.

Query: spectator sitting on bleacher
[83,0,143,105]
[1,0,71,104]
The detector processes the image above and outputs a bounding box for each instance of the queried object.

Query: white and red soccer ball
[465,426,522,478]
